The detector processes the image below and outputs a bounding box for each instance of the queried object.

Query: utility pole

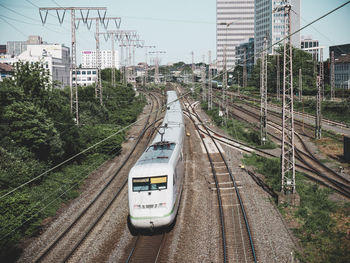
[315,76,322,139]
[260,37,268,145]
[315,48,323,139]
[150,51,166,83]
[320,48,324,100]
[143,45,156,85]
[201,63,206,102]
[276,54,281,100]
[299,68,302,101]
[191,51,195,84]
[39,7,107,125]
[331,51,335,101]
[243,48,247,90]
[208,50,213,110]
[274,3,296,198]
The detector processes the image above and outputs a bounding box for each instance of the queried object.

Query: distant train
[212,80,223,89]
[128,91,185,229]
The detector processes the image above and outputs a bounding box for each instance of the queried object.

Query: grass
[201,102,277,149]
[242,153,350,263]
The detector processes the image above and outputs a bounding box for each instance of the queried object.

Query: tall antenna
[260,37,268,145]
[39,7,107,125]
[331,51,335,100]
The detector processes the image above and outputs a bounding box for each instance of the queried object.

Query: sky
[0,0,349,65]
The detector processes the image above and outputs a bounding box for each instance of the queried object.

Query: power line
[0,16,26,37]
[217,1,350,82]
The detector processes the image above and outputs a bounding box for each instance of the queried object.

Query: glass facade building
[254,0,300,59]
[216,0,255,72]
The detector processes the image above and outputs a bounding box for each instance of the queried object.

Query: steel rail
[34,93,162,262]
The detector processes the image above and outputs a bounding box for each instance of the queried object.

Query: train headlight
[158,202,167,208]
[133,204,141,209]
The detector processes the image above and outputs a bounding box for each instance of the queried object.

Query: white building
[301,35,319,60]
[254,0,300,57]
[81,50,119,69]
[0,43,70,88]
[216,0,255,71]
[72,68,97,86]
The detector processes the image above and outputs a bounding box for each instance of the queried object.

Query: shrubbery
[242,153,350,263]
[0,62,146,260]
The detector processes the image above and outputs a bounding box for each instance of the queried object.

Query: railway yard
[14,84,350,263]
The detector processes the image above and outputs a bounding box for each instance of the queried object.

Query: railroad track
[33,92,164,262]
[183,96,257,263]
[231,91,350,130]
[125,233,166,263]
[209,97,350,198]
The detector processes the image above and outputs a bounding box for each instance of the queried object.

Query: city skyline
[0,0,349,65]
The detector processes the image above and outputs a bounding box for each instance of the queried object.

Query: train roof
[133,91,184,167]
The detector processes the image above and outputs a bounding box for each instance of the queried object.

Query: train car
[128,91,185,229]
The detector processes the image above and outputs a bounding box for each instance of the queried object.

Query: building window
[87,71,91,74]
[82,71,86,75]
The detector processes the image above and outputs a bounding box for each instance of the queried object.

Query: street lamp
[218,21,234,124]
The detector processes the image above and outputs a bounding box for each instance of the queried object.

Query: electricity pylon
[331,51,335,101]
[260,37,268,145]
[274,3,296,195]
[39,7,107,125]
[76,17,121,103]
[208,50,213,110]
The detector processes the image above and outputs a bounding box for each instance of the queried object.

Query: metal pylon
[320,48,324,100]
[201,64,206,102]
[315,76,322,139]
[260,37,268,145]
[331,51,335,100]
[280,4,296,194]
[299,68,302,101]
[208,50,213,110]
[223,41,228,124]
[276,54,281,101]
[243,49,247,89]
[39,7,107,125]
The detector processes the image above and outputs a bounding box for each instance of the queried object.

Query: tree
[14,61,51,104]
[2,101,64,161]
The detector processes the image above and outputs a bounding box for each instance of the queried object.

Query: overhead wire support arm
[76,16,122,103]
[38,7,107,126]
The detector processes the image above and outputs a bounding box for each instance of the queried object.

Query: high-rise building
[81,50,119,69]
[216,0,255,72]
[254,0,300,58]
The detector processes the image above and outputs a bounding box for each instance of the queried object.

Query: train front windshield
[132,176,167,192]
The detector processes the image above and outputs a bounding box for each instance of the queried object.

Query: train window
[132,176,167,192]
[132,178,149,192]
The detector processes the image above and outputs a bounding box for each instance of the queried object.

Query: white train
[128,91,185,229]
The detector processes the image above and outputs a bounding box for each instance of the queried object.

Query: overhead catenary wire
[1,0,349,199]
[0,93,164,200]
[215,1,350,82]
[0,140,125,242]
